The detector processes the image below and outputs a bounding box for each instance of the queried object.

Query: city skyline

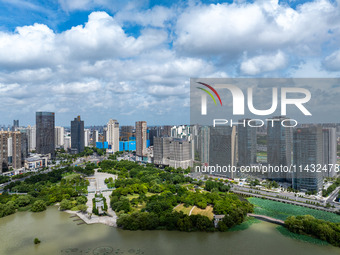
[1,0,340,126]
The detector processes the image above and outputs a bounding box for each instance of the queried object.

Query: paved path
[189,206,196,216]
[81,170,118,227]
[248,213,285,225]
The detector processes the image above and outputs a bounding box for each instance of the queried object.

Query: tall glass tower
[36,112,55,157]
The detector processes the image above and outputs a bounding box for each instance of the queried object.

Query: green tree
[77,204,88,213]
[60,199,73,211]
[31,200,47,212]
[16,195,31,207]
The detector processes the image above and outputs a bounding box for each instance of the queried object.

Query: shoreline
[57,204,118,227]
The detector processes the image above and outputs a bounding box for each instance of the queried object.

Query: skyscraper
[237,119,257,166]
[107,119,119,152]
[198,126,210,165]
[136,121,147,157]
[84,129,91,147]
[0,131,22,172]
[71,116,85,154]
[169,138,193,169]
[153,137,193,169]
[322,128,337,178]
[209,126,237,178]
[153,137,171,165]
[92,130,99,147]
[36,112,55,157]
[120,126,134,141]
[11,131,22,170]
[13,120,19,131]
[55,126,65,148]
[293,126,323,192]
[18,129,28,167]
[27,125,36,152]
[267,116,292,182]
[0,131,9,173]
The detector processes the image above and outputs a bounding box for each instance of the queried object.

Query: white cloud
[174,0,339,58]
[0,23,56,68]
[0,1,340,125]
[240,51,287,75]
[323,50,340,71]
[115,6,175,28]
[58,0,99,12]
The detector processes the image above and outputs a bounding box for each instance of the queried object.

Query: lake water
[0,206,340,255]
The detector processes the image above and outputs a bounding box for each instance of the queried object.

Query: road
[0,154,105,193]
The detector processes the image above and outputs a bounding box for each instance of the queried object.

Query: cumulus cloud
[1,1,340,125]
[174,0,339,58]
[0,23,57,69]
[240,51,287,75]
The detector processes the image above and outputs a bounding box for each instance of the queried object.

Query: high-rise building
[209,126,237,178]
[0,131,9,173]
[322,128,337,178]
[36,112,55,157]
[64,136,71,151]
[237,119,257,166]
[71,116,85,154]
[267,116,292,181]
[153,137,171,165]
[153,137,193,169]
[107,119,119,152]
[84,129,91,147]
[13,120,19,131]
[55,126,65,148]
[18,129,28,166]
[148,127,159,146]
[120,126,134,141]
[27,125,36,152]
[169,138,193,169]
[92,130,99,147]
[103,127,107,143]
[293,126,323,192]
[0,131,22,172]
[171,125,191,140]
[11,131,22,170]
[161,125,172,137]
[198,126,210,165]
[136,121,147,157]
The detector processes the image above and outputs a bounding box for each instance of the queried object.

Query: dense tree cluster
[31,200,47,212]
[106,160,253,232]
[285,215,340,247]
[73,163,96,176]
[204,180,230,192]
[118,211,215,231]
[217,208,248,231]
[0,166,89,216]
[0,176,10,184]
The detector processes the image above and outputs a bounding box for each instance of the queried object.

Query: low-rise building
[24,155,49,171]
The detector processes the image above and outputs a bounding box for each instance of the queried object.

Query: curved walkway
[247,213,285,225]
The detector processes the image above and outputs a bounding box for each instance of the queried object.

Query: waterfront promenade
[70,169,118,227]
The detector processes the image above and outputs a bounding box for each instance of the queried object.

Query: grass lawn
[63,173,81,180]
[131,202,146,212]
[191,205,214,220]
[126,192,155,201]
[173,204,194,215]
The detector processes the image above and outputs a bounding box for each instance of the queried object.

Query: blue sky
[0,0,340,126]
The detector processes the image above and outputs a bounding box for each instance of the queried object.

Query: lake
[0,207,339,255]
